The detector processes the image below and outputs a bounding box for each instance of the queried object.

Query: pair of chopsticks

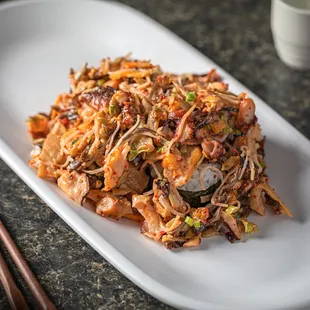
[0,219,56,310]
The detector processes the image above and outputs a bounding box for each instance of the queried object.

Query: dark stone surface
[0,0,309,309]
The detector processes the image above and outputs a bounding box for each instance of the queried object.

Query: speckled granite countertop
[0,0,309,309]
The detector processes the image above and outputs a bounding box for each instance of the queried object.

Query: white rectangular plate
[1,1,310,309]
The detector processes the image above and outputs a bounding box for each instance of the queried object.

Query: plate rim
[0,0,310,309]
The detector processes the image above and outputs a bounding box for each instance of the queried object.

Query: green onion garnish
[157,146,164,153]
[108,102,120,116]
[97,77,107,86]
[240,219,259,233]
[185,91,196,103]
[225,205,239,215]
[185,216,194,226]
[128,149,138,161]
[223,127,233,135]
[193,221,201,228]
[72,138,79,145]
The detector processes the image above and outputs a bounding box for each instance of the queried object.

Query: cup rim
[274,0,310,15]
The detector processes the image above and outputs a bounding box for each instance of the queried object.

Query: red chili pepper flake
[232,148,239,155]
[213,174,217,179]
[113,172,116,176]
[61,117,69,126]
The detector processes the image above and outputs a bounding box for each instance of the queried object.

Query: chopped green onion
[97,78,107,86]
[234,129,242,135]
[157,146,164,153]
[185,216,194,226]
[130,149,138,156]
[240,219,259,233]
[72,138,79,145]
[259,161,265,169]
[128,149,138,161]
[193,221,201,228]
[108,102,120,116]
[225,205,240,214]
[185,91,196,103]
[223,127,233,135]
[205,124,211,130]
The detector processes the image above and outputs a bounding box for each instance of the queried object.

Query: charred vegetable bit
[156,179,170,198]
[27,55,292,250]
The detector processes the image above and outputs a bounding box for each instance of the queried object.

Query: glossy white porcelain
[271,0,310,69]
[1,1,310,309]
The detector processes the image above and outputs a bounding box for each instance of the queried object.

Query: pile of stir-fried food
[27,55,292,249]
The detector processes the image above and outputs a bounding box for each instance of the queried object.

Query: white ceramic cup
[271,0,310,70]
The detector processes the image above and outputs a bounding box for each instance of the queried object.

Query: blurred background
[0,0,309,309]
